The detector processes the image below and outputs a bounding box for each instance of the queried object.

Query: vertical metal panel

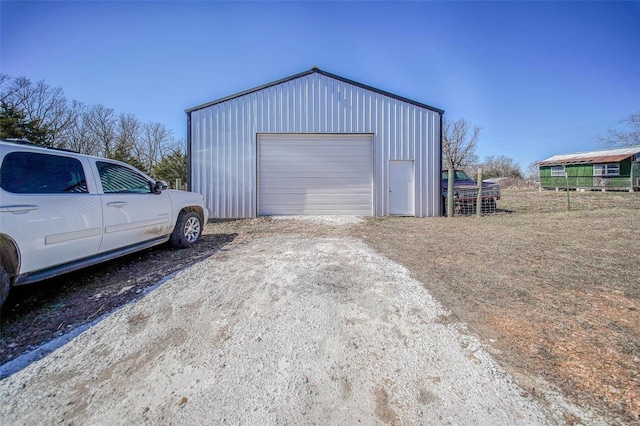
[190,72,441,218]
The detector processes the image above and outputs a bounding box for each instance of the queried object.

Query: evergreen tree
[152,149,187,188]
[111,138,147,172]
[0,101,48,144]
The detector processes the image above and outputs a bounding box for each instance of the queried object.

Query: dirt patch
[375,386,399,424]
[0,236,552,424]
[271,215,364,225]
[0,230,238,364]
[0,218,358,366]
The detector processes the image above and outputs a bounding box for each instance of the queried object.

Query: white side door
[0,151,102,274]
[94,161,172,253]
[389,160,415,216]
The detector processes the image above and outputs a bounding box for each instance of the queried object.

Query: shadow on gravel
[0,233,237,365]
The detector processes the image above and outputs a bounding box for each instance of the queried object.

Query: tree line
[0,74,187,185]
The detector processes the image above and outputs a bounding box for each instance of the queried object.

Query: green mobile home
[538,146,640,191]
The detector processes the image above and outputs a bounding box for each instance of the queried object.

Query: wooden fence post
[447,167,454,218]
[476,168,483,218]
[565,173,571,210]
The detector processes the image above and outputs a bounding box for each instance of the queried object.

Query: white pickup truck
[0,139,208,306]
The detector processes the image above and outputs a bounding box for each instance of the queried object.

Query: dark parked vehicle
[441,170,500,215]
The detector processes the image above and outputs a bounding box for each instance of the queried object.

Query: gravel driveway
[0,235,551,424]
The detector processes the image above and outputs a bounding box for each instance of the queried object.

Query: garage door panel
[260,194,372,203]
[262,153,371,161]
[260,187,372,193]
[261,158,369,165]
[260,139,370,146]
[261,188,371,195]
[259,165,372,174]
[258,134,373,215]
[261,158,372,165]
[262,144,371,151]
[259,206,372,215]
[263,180,369,187]
[260,144,371,156]
[260,176,371,184]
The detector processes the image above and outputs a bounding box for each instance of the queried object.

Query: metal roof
[185,67,444,115]
[538,146,640,166]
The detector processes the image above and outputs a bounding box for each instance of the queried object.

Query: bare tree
[0,74,14,104]
[59,102,102,155]
[135,122,175,173]
[117,113,140,146]
[1,76,74,145]
[85,104,116,157]
[526,161,540,181]
[442,118,480,171]
[481,155,522,178]
[598,110,640,148]
[112,113,140,158]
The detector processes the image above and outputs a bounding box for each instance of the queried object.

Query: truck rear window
[0,152,88,194]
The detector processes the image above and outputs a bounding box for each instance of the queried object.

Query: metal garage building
[186,67,443,218]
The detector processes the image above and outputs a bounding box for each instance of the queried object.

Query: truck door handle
[0,204,39,213]
[107,202,128,208]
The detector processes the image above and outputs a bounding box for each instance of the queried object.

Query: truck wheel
[170,211,202,248]
[0,265,10,307]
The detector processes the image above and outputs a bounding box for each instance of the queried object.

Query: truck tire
[170,211,202,248]
[0,265,10,307]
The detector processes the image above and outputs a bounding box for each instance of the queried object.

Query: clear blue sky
[2,1,639,170]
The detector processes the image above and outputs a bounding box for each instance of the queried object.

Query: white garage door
[258,134,373,215]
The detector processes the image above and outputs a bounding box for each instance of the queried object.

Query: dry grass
[357,189,640,424]
[3,188,638,423]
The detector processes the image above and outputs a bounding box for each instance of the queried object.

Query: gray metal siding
[190,72,441,218]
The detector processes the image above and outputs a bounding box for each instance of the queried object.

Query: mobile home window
[550,165,565,177]
[593,163,620,176]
